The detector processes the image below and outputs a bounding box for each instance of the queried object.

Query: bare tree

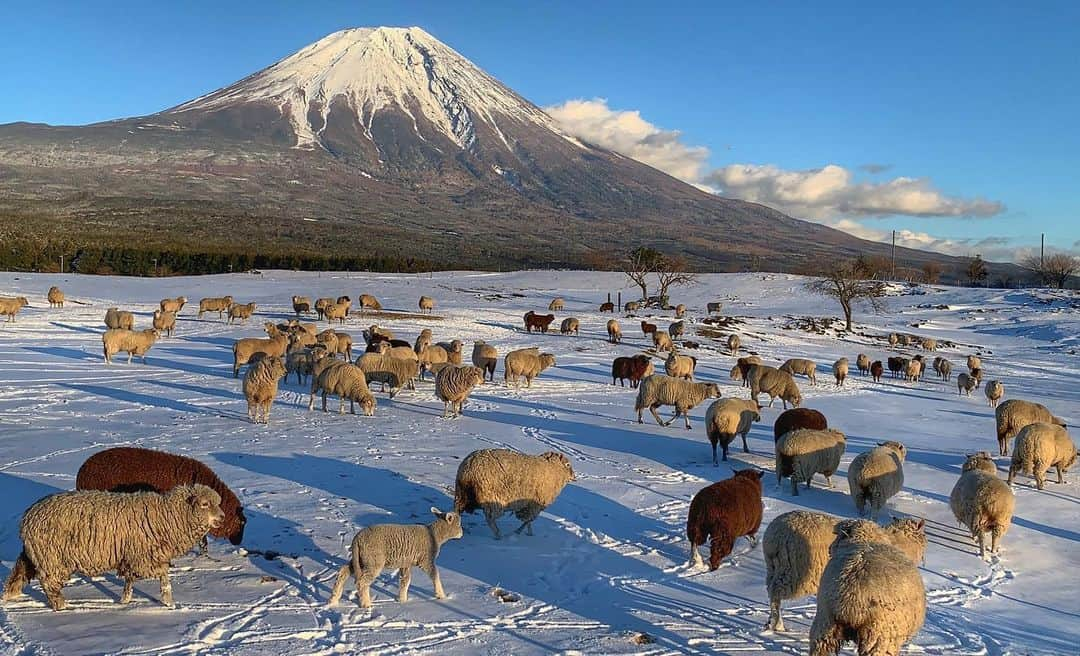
[804,260,887,331]
[655,255,698,305]
[622,246,663,300]
[966,255,988,286]
[1021,253,1079,289]
[921,262,943,284]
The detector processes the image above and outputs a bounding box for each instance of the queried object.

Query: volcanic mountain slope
[0,27,968,272]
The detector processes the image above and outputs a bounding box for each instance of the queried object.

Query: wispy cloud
[859,163,893,174]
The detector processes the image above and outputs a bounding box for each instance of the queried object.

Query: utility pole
[59,255,63,274]
[1041,233,1045,267]
[890,230,896,281]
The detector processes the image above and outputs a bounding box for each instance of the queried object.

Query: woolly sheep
[775,428,846,496]
[934,356,953,381]
[1007,422,1077,490]
[704,398,761,464]
[548,297,565,311]
[729,356,763,387]
[152,309,176,337]
[102,328,159,364]
[848,441,907,520]
[104,307,134,330]
[707,301,722,314]
[611,354,653,388]
[995,398,1067,456]
[232,323,288,377]
[856,353,870,376]
[897,334,911,347]
[471,340,498,381]
[967,354,981,371]
[675,303,687,318]
[664,351,697,381]
[414,327,434,354]
[624,301,640,313]
[197,296,233,320]
[599,301,615,313]
[160,296,186,314]
[764,512,927,631]
[749,365,802,409]
[436,365,485,418]
[726,333,740,355]
[970,366,983,389]
[652,330,674,353]
[957,372,977,396]
[285,343,323,386]
[227,302,257,324]
[832,358,848,386]
[773,408,828,442]
[311,361,377,416]
[504,348,556,388]
[559,317,580,335]
[324,302,349,324]
[640,320,657,337]
[328,508,462,608]
[314,297,334,320]
[985,380,1004,407]
[47,286,64,308]
[606,319,622,344]
[779,358,817,385]
[870,360,884,382]
[904,357,923,383]
[523,311,556,333]
[808,519,926,656]
[377,339,420,362]
[2,485,223,610]
[888,332,899,346]
[453,449,575,539]
[243,355,287,424]
[922,337,937,351]
[435,339,464,365]
[356,353,418,398]
[418,295,435,313]
[669,320,685,340]
[686,470,764,570]
[359,294,382,312]
[951,454,1014,560]
[0,296,29,322]
[292,295,312,316]
[634,375,720,429]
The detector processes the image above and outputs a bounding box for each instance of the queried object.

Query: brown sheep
[611,354,654,388]
[773,408,828,442]
[599,301,615,313]
[686,470,764,570]
[523,311,556,333]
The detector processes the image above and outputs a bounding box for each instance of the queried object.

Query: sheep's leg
[1035,463,1047,490]
[421,562,446,599]
[327,563,351,605]
[339,395,346,415]
[766,597,786,632]
[199,535,209,556]
[741,433,750,453]
[991,526,1003,555]
[687,541,704,567]
[307,392,316,412]
[157,570,174,608]
[824,474,833,488]
[790,476,799,496]
[121,577,135,604]
[397,567,411,603]
[514,504,541,536]
[978,530,989,561]
[682,408,693,430]
[483,505,503,540]
[322,391,329,413]
[808,616,842,656]
[42,577,67,611]
[1056,464,1065,484]
[649,405,668,427]
[1006,464,1016,486]
[711,439,719,466]
[442,401,451,419]
[357,570,378,608]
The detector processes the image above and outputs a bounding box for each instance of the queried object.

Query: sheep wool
[848,441,907,520]
[243,355,287,423]
[102,328,160,364]
[152,309,177,337]
[832,358,848,386]
[504,348,556,388]
[995,399,1067,456]
[727,334,740,355]
[435,365,485,418]
[606,319,622,344]
[779,358,817,385]
[356,352,419,398]
[703,399,761,464]
[1007,422,1077,490]
[232,323,289,377]
[197,296,233,320]
[951,454,1014,560]
[418,295,435,313]
[47,286,64,308]
[856,353,870,375]
[634,375,721,430]
[985,380,1004,407]
[775,428,846,496]
[686,470,764,570]
[471,341,499,381]
[560,317,580,335]
[664,351,697,381]
[773,407,828,442]
[160,296,187,314]
[103,307,134,330]
[749,365,802,409]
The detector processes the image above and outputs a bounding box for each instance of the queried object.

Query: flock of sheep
[0,283,1075,656]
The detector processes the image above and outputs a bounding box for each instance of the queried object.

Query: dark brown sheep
[611,354,653,388]
[640,321,658,337]
[870,360,884,382]
[364,335,411,352]
[523,311,556,333]
[75,447,246,548]
[599,302,615,313]
[773,408,829,442]
[686,470,764,570]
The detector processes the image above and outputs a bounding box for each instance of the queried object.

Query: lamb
[749,365,802,409]
[102,328,159,364]
[967,354,981,371]
[292,295,312,316]
[548,297,565,311]
[160,296,186,314]
[197,296,233,320]
[870,360,883,382]
[729,355,763,387]
[807,519,926,656]
[599,301,615,313]
[311,361,377,416]
[727,333,740,355]
[611,354,654,388]
[323,301,349,324]
[327,508,462,608]
[764,512,927,631]
[707,301,722,314]
[779,358,817,385]
[2,485,224,610]
[640,320,657,337]
[358,294,382,312]
[624,301,640,313]
[471,340,499,381]
[664,351,697,381]
[951,454,1015,560]
[104,307,134,330]
[152,309,176,337]
[606,319,622,344]
[985,379,1004,407]
[704,399,761,464]
[652,330,674,353]
[1007,422,1077,490]
[560,317,580,335]
[47,286,64,308]
[634,375,720,429]
[523,311,556,333]
[686,470,764,570]
[675,303,687,318]
[856,353,870,376]
[227,301,256,324]
[232,323,288,377]
[75,446,247,549]
[453,449,575,539]
[775,428,846,496]
[435,365,485,418]
[243,355,287,423]
[848,441,907,520]
[669,320,685,340]
[356,353,419,398]
[418,295,435,313]
[995,398,1067,456]
[504,348,556,388]
[773,407,828,442]
[314,297,334,320]
[832,358,849,386]
[957,372,977,396]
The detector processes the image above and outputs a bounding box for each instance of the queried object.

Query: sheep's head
[704,383,721,399]
[961,452,997,474]
[183,485,225,531]
[467,367,485,386]
[886,516,927,564]
[543,452,576,482]
[733,469,765,484]
[729,365,743,381]
[267,356,287,379]
[831,518,882,551]
[539,353,556,370]
[431,507,464,540]
[229,507,247,545]
[264,322,279,337]
[878,441,907,460]
[360,394,377,417]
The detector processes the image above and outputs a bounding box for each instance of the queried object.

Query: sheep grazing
[808,519,926,656]
[358,294,382,312]
[707,301,722,314]
[967,354,981,371]
[995,398,1067,456]
[652,330,674,353]
[773,407,828,442]
[764,512,927,632]
[599,301,615,313]
[1007,422,1077,490]
[102,328,160,365]
[957,372,977,396]
[726,333,740,356]
[104,307,135,330]
[611,354,653,388]
[311,361,377,415]
[47,286,64,308]
[227,301,257,324]
[664,351,697,381]
[453,449,575,539]
[418,295,435,313]
[292,295,312,316]
[675,303,687,318]
[418,343,454,379]
[560,317,580,335]
[985,380,1004,407]
[323,302,349,324]
[436,365,485,418]
[243,355,287,423]
[779,358,817,385]
[669,320,685,340]
[606,319,622,344]
[232,323,288,377]
[634,375,720,430]
[729,356,763,388]
[870,360,883,382]
[471,340,498,381]
[356,353,419,398]
[832,358,849,386]
[686,470,764,570]
[314,297,334,320]
[848,441,907,520]
[327,508,462,608]
[504,348,556,388]
[548,297,565,311]
[775,428,846,496]
[748,365,802,409]
[75,446,247,549]
[951,453,1014,560]
[160,296,187,314]
[2,485,223,610]
[704,399,761,464]
[855,353,870,376]
[0,296,29,322]
[197,296,233,320]
[152,309,177,337]
[640,320,658,337]
[523,310,556,333]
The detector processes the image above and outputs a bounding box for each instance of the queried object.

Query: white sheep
[152,309,176,337]
[471,340,498,381]
[47,286,64,308]
[775,428,846,496]
[1007,422,1077,489]
[664,351,697,381]
[856,353,870,376]
[327,508,462,608]
[995,398,1067,456]
[905,357,923,383]
[848,441,907,520]
[377,339,420,361]
[197,296,233,320]
[749,365,802,409]
[414,328,434,354]
[243,355,287,424]
[103,307,134,330]
[957,372,977,396]
[559,317,580,335]
[435,365,485,418]
[950,453,1014,560]
[832,358,848,386]
[703,398,761,464]
[0,296,29,322]
[779,358,817,385]
[984,380,1004,408]
[232,323,288,377]
[102,328,160,364]
[729,356,763,388]
[634,375,720,430]
[548,297,565,311]
[418,295,435,313]
[607,319,622,344]
[967,354,981,371]
[727,333,740,355]
[652,330,674,353]
[356,353,419,398]
[503,348,556,388]
[160,296,186,314]
[922,337,937,351]
[312,361,377,416]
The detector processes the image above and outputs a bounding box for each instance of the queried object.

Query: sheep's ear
[877,441,887,446]
[754,469,765,480]
[430,506,445,519]
[915,518,925,530]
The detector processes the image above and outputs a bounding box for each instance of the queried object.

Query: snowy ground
[0,270,1076,656]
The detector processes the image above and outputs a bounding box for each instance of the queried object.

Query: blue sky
[2,0,1076,260]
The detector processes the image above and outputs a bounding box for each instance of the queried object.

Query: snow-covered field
[0,270,1076,656]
